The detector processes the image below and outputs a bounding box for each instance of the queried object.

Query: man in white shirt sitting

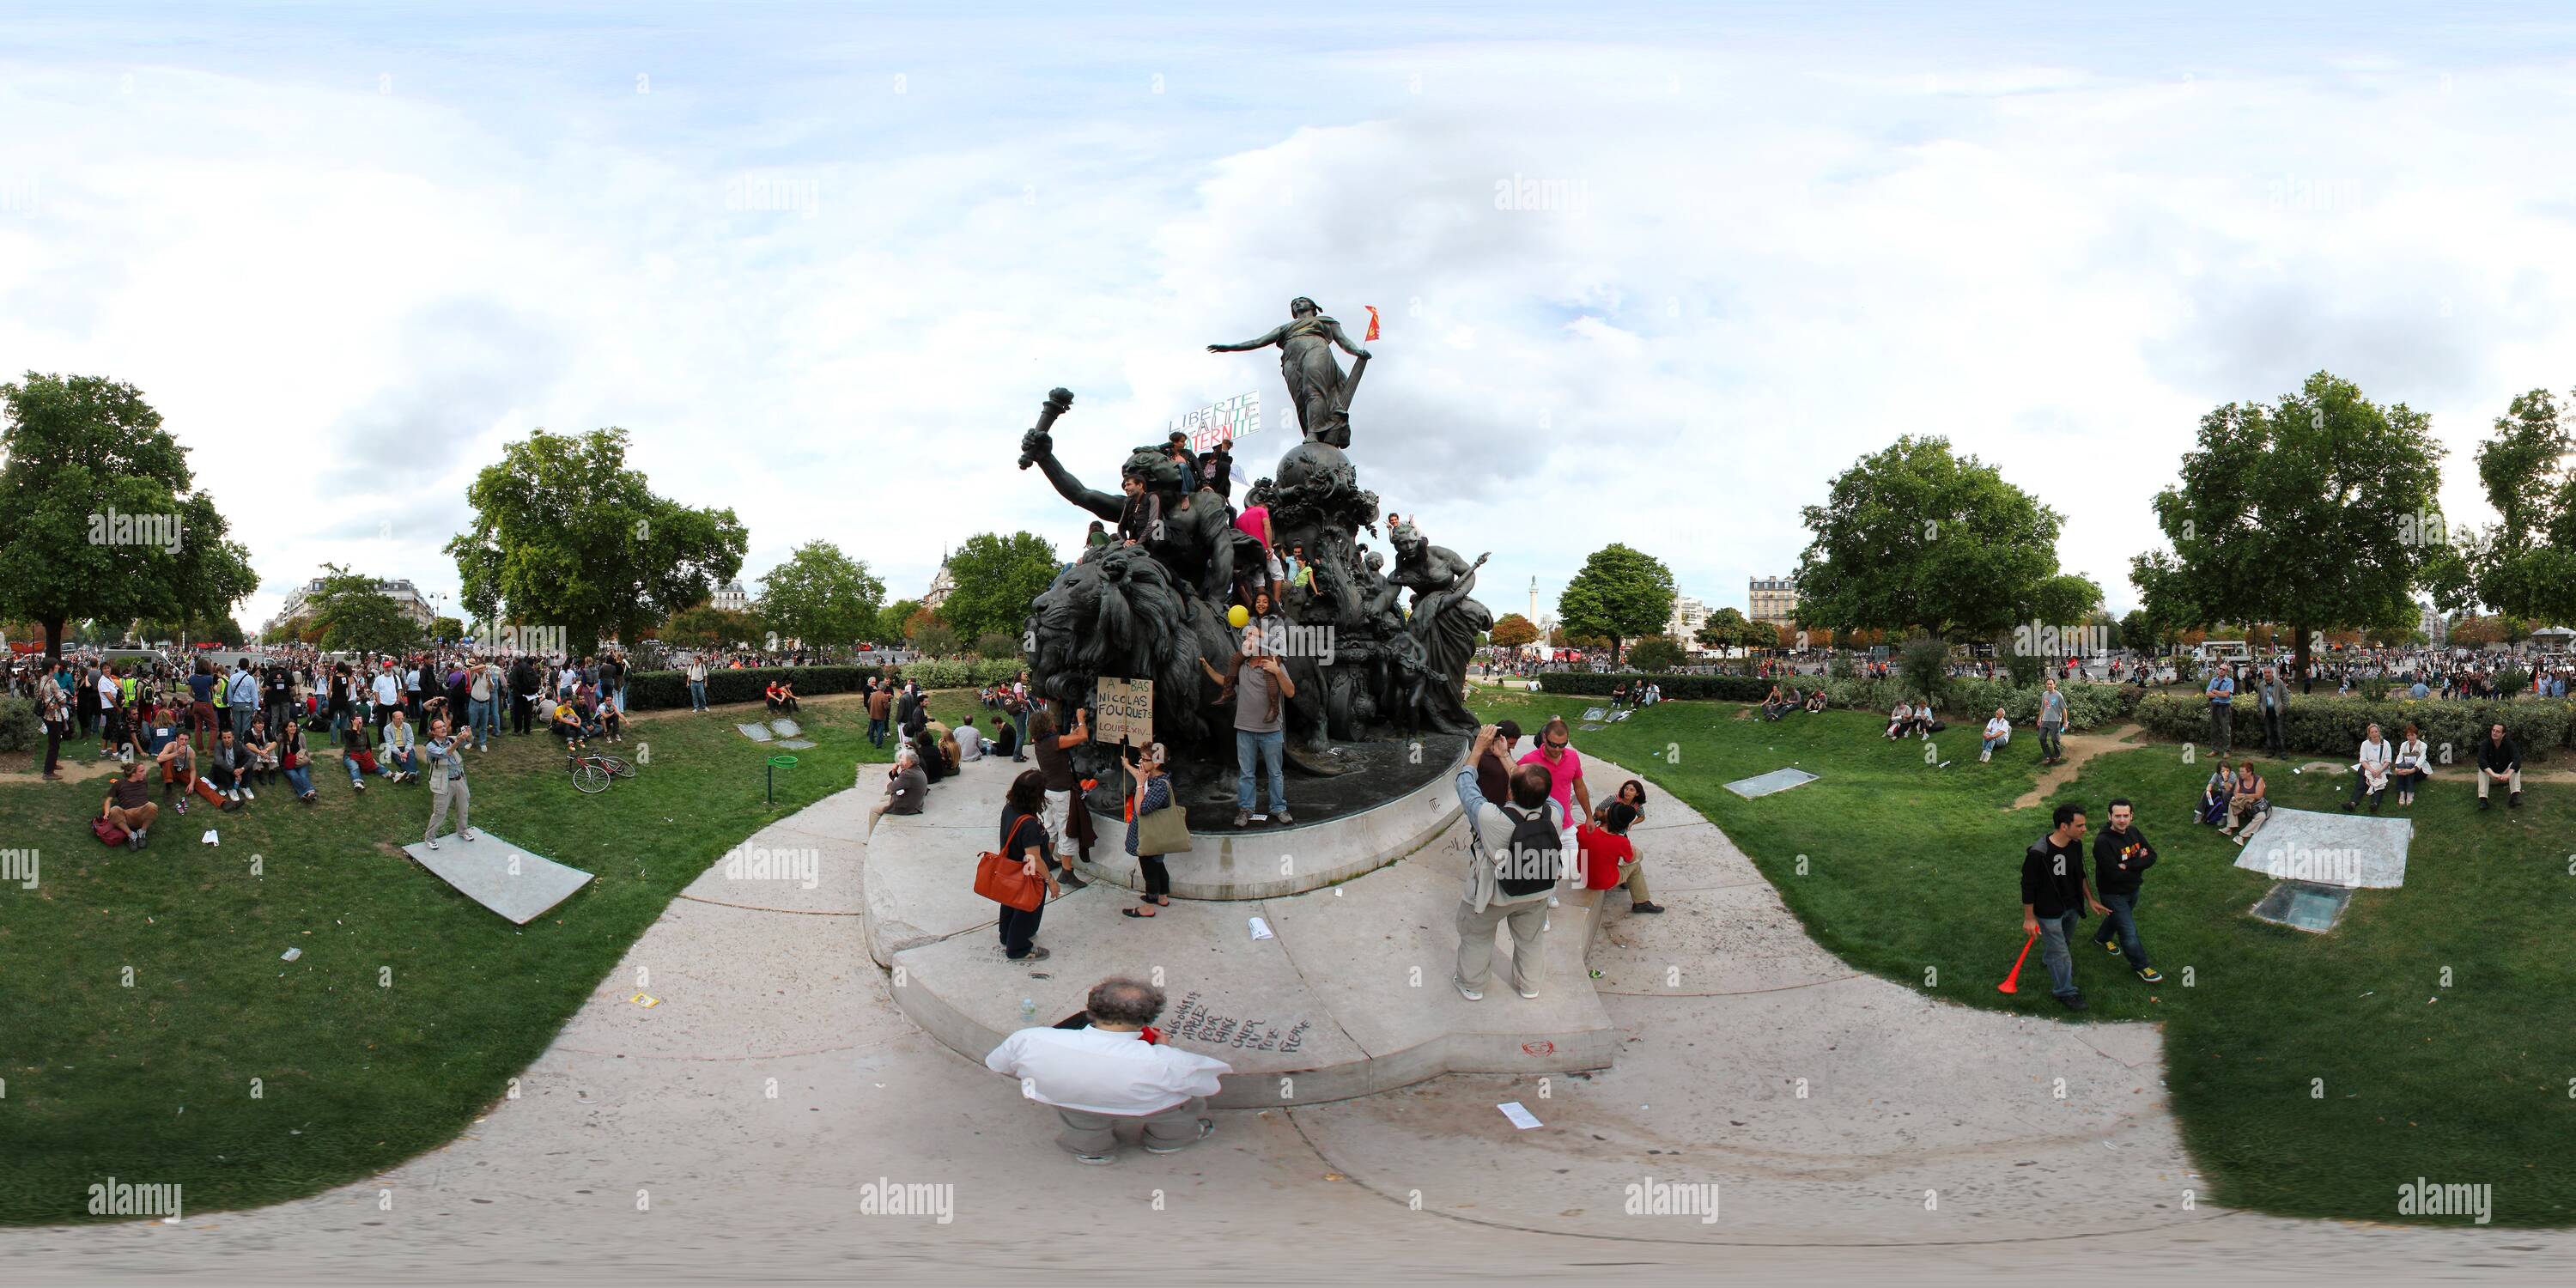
[954,716,987,762]
[1979,708,2012,762]
[2344,722,2393,814]
[982,976,1232,1164]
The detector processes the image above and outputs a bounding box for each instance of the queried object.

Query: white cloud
[3,15,2571,637]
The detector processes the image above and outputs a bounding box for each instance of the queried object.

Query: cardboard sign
[1094,677,1154,746]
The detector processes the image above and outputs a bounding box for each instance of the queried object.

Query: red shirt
[1577,824,1632,890]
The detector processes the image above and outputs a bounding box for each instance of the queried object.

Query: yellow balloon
[1228,605,1250,629]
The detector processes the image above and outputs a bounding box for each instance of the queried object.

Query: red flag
[1363,305,1381,341]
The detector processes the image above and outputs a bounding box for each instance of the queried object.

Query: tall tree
[756,540,885,647]
[1795,435,2092,641]
[307,565,422,654]
[446,428,747,654]
[938,532,1063,643]
[2130,372,2446,680]
[2457,388,2576,623]
[0,374,256,663]
[662,604,762,649]
[872,598,923,647]
[1555,544,1676,664]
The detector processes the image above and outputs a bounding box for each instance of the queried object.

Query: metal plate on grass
[775,738,816,750]
[2248,880,2353,933]
[735,722,775,742]
[1724,767,1819,799]
[769,719,802,737]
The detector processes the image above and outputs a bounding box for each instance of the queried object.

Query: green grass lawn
[0,689,1000,1225]
[1473,691,2574,1227]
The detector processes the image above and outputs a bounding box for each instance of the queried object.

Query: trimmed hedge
[0,695,38,753]
[1536,672,2141,732]
[2135,693,2574,761]
[622,659,1031,711]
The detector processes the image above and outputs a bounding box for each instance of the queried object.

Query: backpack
[1493,802,1561,896]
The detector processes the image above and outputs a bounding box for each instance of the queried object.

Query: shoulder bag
[974,812,1048,912]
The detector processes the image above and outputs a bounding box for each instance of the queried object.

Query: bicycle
[564,738,617,794]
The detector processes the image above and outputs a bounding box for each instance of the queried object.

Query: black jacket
[2478,735,2522,774]
[2091,825,2156,897]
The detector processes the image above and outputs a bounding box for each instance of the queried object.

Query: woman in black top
[913,729,949,784]
[996,769,1059,961]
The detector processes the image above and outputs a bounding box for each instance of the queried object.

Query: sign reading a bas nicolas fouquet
[1093,677,1153,746]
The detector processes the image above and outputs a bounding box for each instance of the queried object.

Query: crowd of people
[9,642,655,848]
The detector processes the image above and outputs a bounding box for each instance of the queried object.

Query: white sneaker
[1516,983,1540,999]
[425,838,440,850]
[460,829,477,841]
[1454,977,1484,1001]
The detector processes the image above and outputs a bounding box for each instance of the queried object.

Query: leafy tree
[756,540,884,647]
[1626,635,1686,671]
[1555,544,1676,664]
[873,598,922,647]
[431,615,465,642]
[1490,613,1540,649]
[1795,435,2089,641]
[939,532,1061,643]
[308,565,421,654]
[974,630,1021,660]
[2130,372,2446,680]
[2455,388,2576,623]
[1899,638,1953,706]
[0,374,257,663]
[446,428,747,656]
[1695,607,1751,653]
[2119,609,2156,653]
[663,604,762,649]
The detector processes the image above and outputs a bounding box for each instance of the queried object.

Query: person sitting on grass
[550,696,584,743]
[2476,722,2524,811]
[1886,700,1917,740]
[343,715,386,791]
[1979,708,2011,762]
[209,727,253,806]
[2390,721,2430,807]
[101,761,160,851]
[279,720,319,804]
[1760,684,1790,721]
[382,708,419,782]
[2343,722,2392,814]
[1802,687,1827,713]
[765,678,790,714]
[775,677,799,713]
[2221,760,2270,846]
[2195,762,2233,826]
[245,714,282,789]
[598,698,624,744]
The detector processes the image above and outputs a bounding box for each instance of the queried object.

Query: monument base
[864,754,1614,1107]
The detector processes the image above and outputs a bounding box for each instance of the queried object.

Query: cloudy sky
[4,2,2573,634]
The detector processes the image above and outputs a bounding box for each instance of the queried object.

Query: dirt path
[2008,722,2148,810]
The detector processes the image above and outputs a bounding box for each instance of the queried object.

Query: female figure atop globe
[1207,296,1371,447]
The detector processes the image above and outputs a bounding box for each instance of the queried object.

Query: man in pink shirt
[1518,716,1592,880]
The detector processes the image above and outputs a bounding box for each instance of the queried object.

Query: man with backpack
[1453,723,1566,1001]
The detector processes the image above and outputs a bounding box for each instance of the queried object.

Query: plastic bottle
[1020,998,1037,1024]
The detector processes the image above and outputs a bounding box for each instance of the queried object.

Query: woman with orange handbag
[995,769,1061,961]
